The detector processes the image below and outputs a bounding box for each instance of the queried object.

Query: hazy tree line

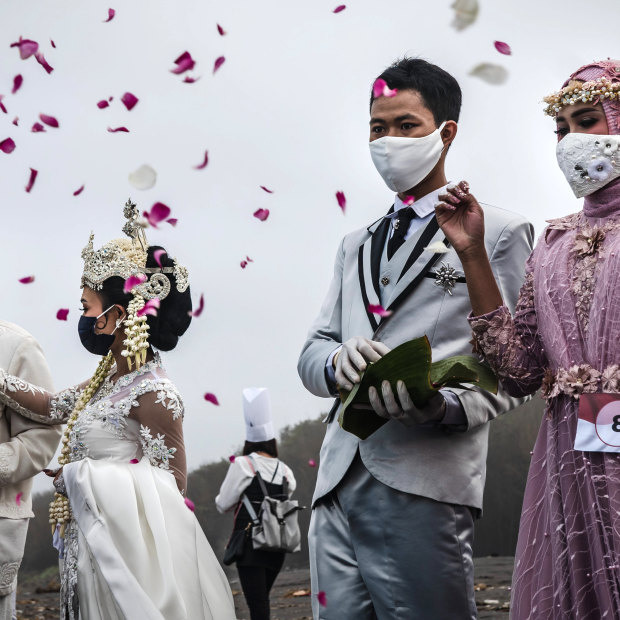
[22,398,544,574]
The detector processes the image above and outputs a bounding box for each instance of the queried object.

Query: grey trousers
[0,518,28,620]
[308,454,477,620]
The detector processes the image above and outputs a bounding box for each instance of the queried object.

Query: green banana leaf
[338,336,497,440]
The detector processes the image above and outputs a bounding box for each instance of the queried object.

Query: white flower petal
[128,164,157,191]
[469,63,509,85]
[451,0,479,31]
[424,241,450,254]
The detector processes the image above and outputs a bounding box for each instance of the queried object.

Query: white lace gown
[0,355,236,620]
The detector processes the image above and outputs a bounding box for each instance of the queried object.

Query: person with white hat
[216,388,297,620]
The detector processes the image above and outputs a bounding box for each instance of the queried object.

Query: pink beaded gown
[469,178,620,619]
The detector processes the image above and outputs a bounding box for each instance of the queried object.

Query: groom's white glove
[369,380,447,426]
[334,338,390,391]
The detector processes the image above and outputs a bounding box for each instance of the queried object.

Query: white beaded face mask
[556,133,620,198]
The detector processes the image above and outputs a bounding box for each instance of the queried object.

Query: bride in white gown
[0,201,236,620]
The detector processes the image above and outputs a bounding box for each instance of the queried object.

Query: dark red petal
[240,261,247,269]
[97,99,110,109]
[493,40,512,55]
[31,123,46,132]
[259,185,274,193]
[149,202,171,223]
[204,392,219,405]
[12,75,23,94]
[18,276,35,284]
[121,91,138,110]
[56,308,69,321]
[0,96,7,114]
[333,4,346,12]
[335,191,346,213]
[213,56,225,73]
[246,256,254,262]
[188,293,205,317]
[107,126,129,132]
[184,497,195,511]
[73,185,85,196]
[183,76,200,83]
[40,113,59,128]
[194,150,209,169]
[171,51,195,74]
[253,208,270,221]
[129,458,139,464]
[10,38,39,60]
[0,138,16,153]
[104,8,115,22]
[166,218,178,226]
[217,24,226,36]
[25,168,38,193]
[35,52,54,74]
[50,39,56,48]
[317,591,327,607]
[12,117,18,126]
[15,492,23,506]
[229,455,236,463]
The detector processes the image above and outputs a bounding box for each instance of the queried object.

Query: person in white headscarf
[216,388,297,620]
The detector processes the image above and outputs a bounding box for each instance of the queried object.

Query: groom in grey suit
[298,58,534,619]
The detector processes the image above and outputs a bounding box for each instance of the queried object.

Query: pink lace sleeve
[468,268,547,397]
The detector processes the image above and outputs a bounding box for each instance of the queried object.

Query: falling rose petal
[317,591,327,607]
[253,208,270,222]
[424,241,449,254]
[129,164,157,190]
[12,117,18,126]
[194,150,209,170]
[96,99,110,109]
[183,76,200,83]
[10,38,39,60]
[0,97,7,114]
[184,497,195,511]
[121,91,138,111]
[246,256,254,262]
[335,191,346,213]
[18,276,35,284]
[166,218,177,227]
[403,196,415,206]
[25,168,38,193]
[204,392,219,405]
[308,459,316,467]
[35,52,54,74]
[372,78,397,99]
[0,138,16,153]
[56,308,69,321]
[260,185,274,193]
[468,63,509,85]
[123,273,147,294]
[104,8,115,22]
[229,455,236,463]
[153,249,167,268]
[107,126,129,133]
[217,24,226,36]
[50,39,56,48]
[213,56,225,74]
[188,293,205,317]
[494,40,512,55]
[240,261,247,269]
[15,492,23,506]
[31,123,45,133]
[129,458,139,464]
[136,298,160,317]
[333,5,346,13]
[451,0,479,31]
[40,113,59,128]
[367,304,393,317]
[171,51,195,74]
[73,185,85,196]
[143,202,171,228]
[12,75,23,94]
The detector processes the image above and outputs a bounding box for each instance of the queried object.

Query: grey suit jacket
[298,204,534,511]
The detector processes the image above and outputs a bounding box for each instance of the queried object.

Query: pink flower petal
[229,455,236,463]
[12,117,18,126]
[367,303,392,317]
[0,138,16,153]
[25,168,38,193]
[56,308,69,321]
[403,195,415,206]
[0,97,7,114]
[153,249,167,268]
[183,76,200,83]
[494,40,512,55]
[96,99,110,109]
[308,459,316,467]
[217,24,226,36]
[246,256,254,262]
[136,298,160,317]
[50,39,56,48]
[213,56,225,74]
[143,202,171,228]
[317,591,327,607]
[107,126,129,133]
[15,492,23,506]
[12,75,23,95]
[184,497,195,511]
[204,392,219,405]
[260,185,274,193]
[188,293,205,317]
[31,123,46,133]
[18,276,35,284]
[253,208,270,221]
[121,91,138,111]
[35,52,54,74]
[335,191,346,213]
[240,261,247,269]
[166,218,178,227]
[171,51,195,75]
[124,273,147,294]
[73,185,85,196]
[194,150,209,169]
[104,8,116,22]
[10,38,39,60]
[40,113,59,128]
[372,78,398,98]
[129,458,139,464]
[333,5,346,12]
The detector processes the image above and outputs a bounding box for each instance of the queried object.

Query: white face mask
[556,132,620,198]
[369,122,447,193]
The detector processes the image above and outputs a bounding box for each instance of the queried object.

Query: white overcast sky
[0,0,617,493]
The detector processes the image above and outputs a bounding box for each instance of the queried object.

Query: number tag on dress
[575,394,620,452]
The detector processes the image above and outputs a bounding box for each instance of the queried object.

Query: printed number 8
[613,415,620,432]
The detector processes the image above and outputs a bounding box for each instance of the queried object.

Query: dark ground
[16,556,513,619]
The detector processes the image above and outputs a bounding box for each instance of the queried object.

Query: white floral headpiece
[543,76,620,117]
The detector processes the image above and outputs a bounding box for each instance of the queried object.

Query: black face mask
[77,306,119,356]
